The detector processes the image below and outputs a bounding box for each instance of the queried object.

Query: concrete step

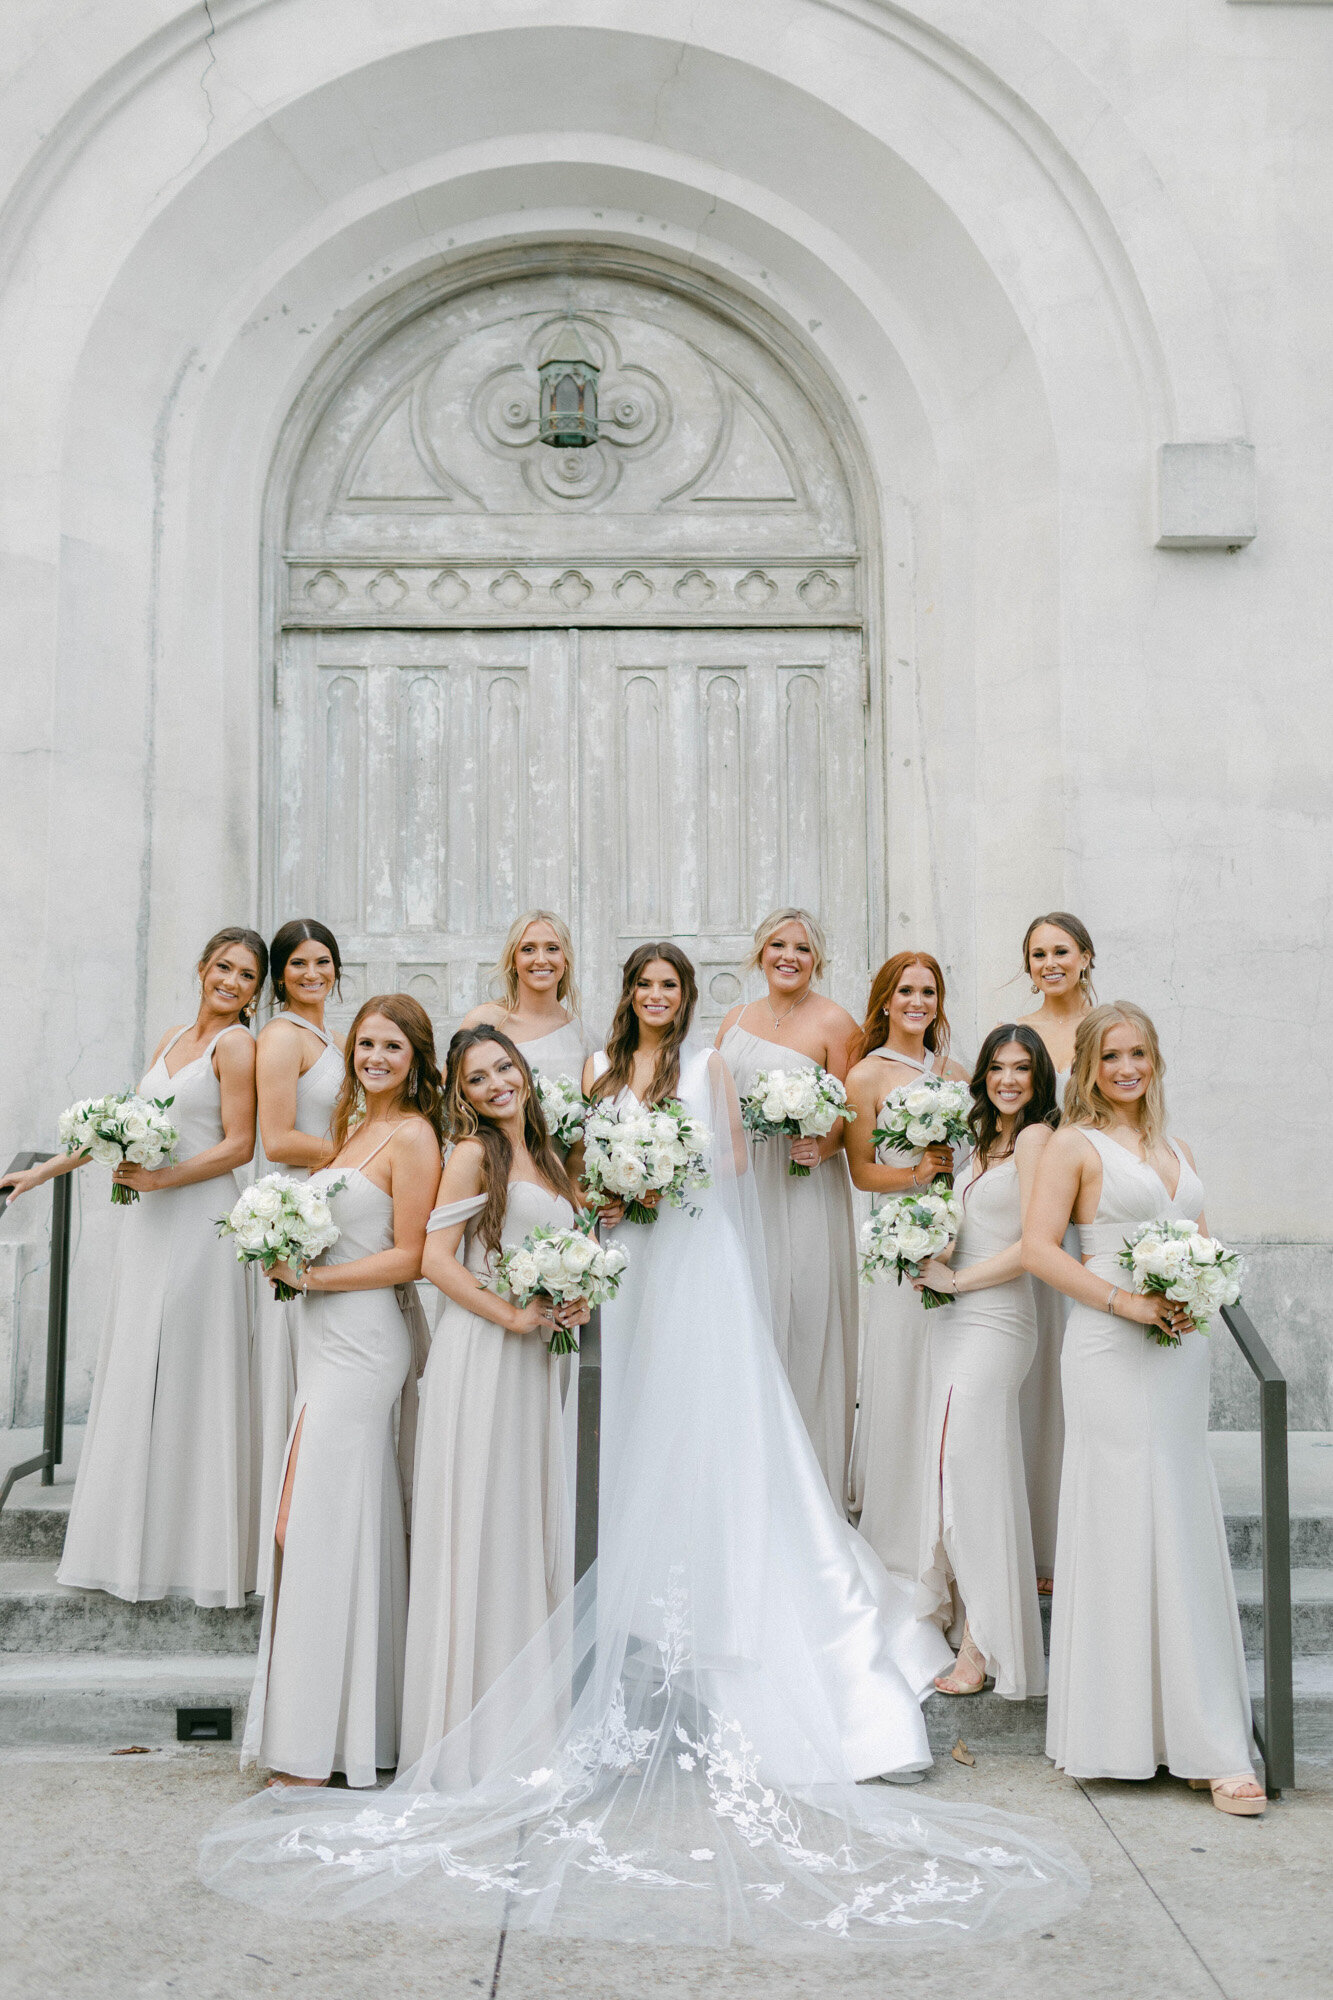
[0,1653,253,1748]
[1234,1569,1333,1656]
[1226,1513,1333,1568]
[0,1564,261,1655]
[0,1497,70,1561]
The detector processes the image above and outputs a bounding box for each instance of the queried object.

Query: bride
[200,945,1087,1948]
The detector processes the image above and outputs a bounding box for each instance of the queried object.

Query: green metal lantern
[538,320,601,448]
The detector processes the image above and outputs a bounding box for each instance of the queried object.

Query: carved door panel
[274,627,575,1036]
[576,629,869,1027]
[274,624,868,1043]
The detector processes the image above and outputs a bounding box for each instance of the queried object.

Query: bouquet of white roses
[581,1099,712,1225]
[535,1072,588,1152]
[217,1173,346,1300]
[491,1213,629,1355]
[1117,1218,1244,1347]
[59,1091,179,1205]
[740,1066,855,1177]
[873,1074,972,1171]
[859,1181,963,1308]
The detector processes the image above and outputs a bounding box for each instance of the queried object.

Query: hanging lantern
[538,320,601,448]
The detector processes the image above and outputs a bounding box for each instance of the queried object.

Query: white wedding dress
[200,1047,1087,1948]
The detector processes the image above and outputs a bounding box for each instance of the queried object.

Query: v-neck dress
[718,1024,859,1512]
[57,1026,254,1607]
[249,1018,343,1583]
[1046,1129,1253,1780]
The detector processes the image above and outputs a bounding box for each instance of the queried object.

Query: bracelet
[1106,1285,1119,1318]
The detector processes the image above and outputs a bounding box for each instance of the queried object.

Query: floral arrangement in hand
[217,1173,346,1299]
[872,1075,971,1166]
[59,1092,178,1205]
[740,1066,854,1177]
[535,1072,589,1153]
[491,1213,629,1355]
[581,1100,712,1225]
[1117,1219,1243,1347]
[859,1182,963,1308]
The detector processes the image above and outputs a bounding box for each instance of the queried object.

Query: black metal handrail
[574,1305,602,1587]
[1219,1302,1294,1796]
[0,1154,72,1512]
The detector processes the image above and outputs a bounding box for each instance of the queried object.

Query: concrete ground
[0,1747,1329,2000]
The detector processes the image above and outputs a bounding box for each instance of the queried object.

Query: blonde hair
[748,908,828,982]
[1065,1001,1167,1150]
[491,909,581,1017]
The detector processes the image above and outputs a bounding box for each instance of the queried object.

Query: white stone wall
[0,0,1328,1423]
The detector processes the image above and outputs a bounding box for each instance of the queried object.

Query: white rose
[1188,1236,1218,1266]
[234,1219,268,1252]
[507,1250,541,1294]
[760,1089,787,1123]
[248,1184,284,1221]
[901,1084,937,1116]
[895,1223,933,1260]
[123,1141,151,1166]
[121,1108,150,1142]
[88,1136,122,1167]
[559,1235,597,1275]
[645,1145,678,1186]
[650,1112,677,1143]
[905,1119,939,1148]
[603,1245,629,1277]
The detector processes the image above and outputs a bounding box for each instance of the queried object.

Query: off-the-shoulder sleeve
[426,1193,488,1233]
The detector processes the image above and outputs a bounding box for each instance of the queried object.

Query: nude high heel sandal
[1188,1776,1267,1816]
[933,1628,987,1696]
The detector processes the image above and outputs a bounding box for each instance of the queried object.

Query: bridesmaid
[399,1029,585,1774]
[242,996,442,1787]
[1013,911,1097,1592]
[844,952,968,1578]
[909,1025,1057,1700]
[716,909,860,1510]
[250,919,345,1567]
[1023,1003,1263,1815]
[0,928,266,1607]
[461,909,591,1085]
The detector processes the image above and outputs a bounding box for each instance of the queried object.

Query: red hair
[855,952,951,1063]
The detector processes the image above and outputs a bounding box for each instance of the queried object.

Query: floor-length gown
[398,1180,574,1773]
[58,1026,253,1607]
[849,1050,958,1580]
[718,1025,859,1511]
[200,1048,1088,1949]
[1046,1130,1253,1779]
[242,1134,417,1785]
[1020,1064,1070,1578]
[916,1155,1045,1699]
[249,1020,342,1583]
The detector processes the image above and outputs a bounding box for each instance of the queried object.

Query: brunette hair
[854,951,951,1064]
[1021,911,1097,1004]
[269,918,342,1006]
[197,927,269,1024]
[747,908,829,982]
[444,1027,579,1262]
[592,943,698,1106]
[1064,1001,1167,1150]
[968,1024,1059,1166]
[329,994,445,1154]
[490,909,582,1017]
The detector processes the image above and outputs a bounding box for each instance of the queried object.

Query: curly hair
[444,1027,578,1262]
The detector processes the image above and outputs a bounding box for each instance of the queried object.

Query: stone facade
[0,1,1329,1425]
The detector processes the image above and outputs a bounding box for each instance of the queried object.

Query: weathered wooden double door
[271,265,870,1038]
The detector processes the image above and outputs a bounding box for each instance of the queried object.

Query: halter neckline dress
[1046,1129,1253,1780]
[250,1017,343,1579]
[57,1024,254,1606]
[718,1022,859,1513]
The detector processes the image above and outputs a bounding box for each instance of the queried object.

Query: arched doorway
[270,257,871,1035]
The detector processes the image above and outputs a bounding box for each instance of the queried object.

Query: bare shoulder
[1171,1135,1197,1169]
[216,1027,257,1075]
[258,1014,304,1043]
[844,1053,883,1099]
[1046,1123,1096,1166]
[393,1115,445,1166]
[459,1001,505,1031]
[150,1025,184,1064]
[941,1056,970,1082]
[812,994,860,1042]
[716,1002,745,1043]
[436,1133,486,1199]
[1015,1121,1053,1160]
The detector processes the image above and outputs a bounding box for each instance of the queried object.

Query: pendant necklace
[766,989,810,1032]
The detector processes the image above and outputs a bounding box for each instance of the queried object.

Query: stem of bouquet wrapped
[572,1304,601,1702]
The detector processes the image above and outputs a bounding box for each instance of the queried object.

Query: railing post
[574,1305,601,1583]
[1259,1368,1295,1794]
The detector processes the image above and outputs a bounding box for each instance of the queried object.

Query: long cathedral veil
[199,1047,1087,1948]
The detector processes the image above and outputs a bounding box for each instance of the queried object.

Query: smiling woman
[0,927,268,1607]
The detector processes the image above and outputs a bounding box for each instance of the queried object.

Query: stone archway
[270,258,871,1032]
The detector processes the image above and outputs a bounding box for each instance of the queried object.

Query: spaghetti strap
[350,1123,405,1173]
[160,1026,192,1062]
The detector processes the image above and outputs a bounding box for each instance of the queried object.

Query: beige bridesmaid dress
[1020,1064,1071,1579]
[718,1024,859,1512]
[398,1180,574,1774]
[57,1025,253,1607]
[915,1154,1045,1698]
[249,1019,343,1581]
[243,1131,421,1785]
[1046,1130,1253,1779]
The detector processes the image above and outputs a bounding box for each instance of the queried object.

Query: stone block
[1156,440,1257,548]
